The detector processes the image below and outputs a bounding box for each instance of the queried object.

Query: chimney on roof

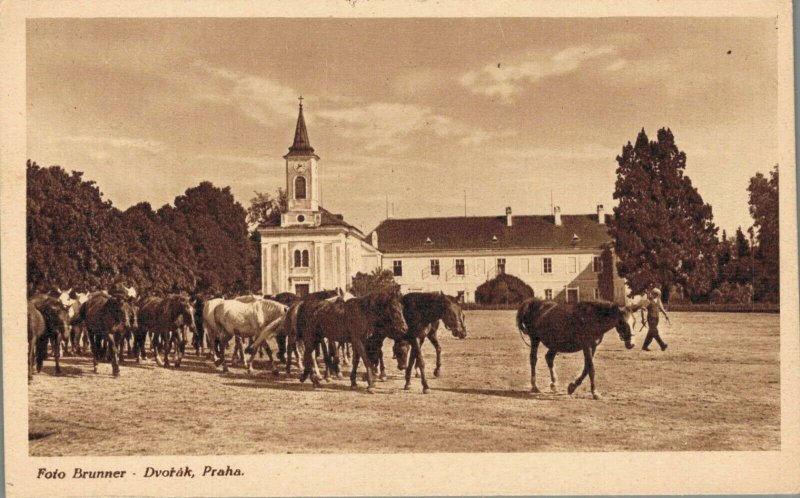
[371,231,378,248]
[597,204,605,224]
[554,206,562,227]
[505,206,513,227]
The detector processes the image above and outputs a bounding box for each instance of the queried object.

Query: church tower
[281,98,322,228]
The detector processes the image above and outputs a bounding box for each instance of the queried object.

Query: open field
[29,311,779,455]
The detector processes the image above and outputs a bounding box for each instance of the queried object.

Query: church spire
[286,97,315,157]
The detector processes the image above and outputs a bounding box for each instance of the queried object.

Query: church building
[257,101,380,296]
[260,102,626,304]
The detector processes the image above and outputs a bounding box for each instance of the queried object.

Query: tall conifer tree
[609,128,718,300]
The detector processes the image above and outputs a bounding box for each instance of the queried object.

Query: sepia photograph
[2,1,798,497]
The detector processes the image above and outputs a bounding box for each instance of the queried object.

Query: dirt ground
[28,311,780,455]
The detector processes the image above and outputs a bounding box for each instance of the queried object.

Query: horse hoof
[567,382,577,395]
[404,384,411,390]
[550,383,558,393]
[592,392,602,400]
[379,374,387,382]
[433,370,440,378]
[366,388,375,394]
[530,387,541,395]
[351,385,358,391]
[422,388,430,394]
[272,369,280,376]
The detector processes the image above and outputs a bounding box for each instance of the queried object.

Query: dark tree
[474,273,533,305]
[747,164,779,302]
[246,188,287,230]
[350,268,397,297]
[609,128,719,301]
[27,161,118,292]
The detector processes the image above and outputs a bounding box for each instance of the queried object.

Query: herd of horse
[27,285,638,398]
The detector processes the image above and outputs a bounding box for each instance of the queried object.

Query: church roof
[257,206,365,237]
[372,214,613,253]
[285,102,315,157]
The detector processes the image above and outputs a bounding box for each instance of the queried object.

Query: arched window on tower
[302,250,309,267]
[295,176,307,200]
[293,250,302,268]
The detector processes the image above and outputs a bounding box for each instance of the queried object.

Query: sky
[27,17,778,234]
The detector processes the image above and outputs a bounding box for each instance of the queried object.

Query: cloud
[460,45,618,102]
[605,58,628,72]
[53,135,164,154]
[193,61,511,154]
[193,60,301,125]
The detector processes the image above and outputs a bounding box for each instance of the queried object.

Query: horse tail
[35,334,49,370]
[516,299,532,348]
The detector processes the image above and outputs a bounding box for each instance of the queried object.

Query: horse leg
[153,331,164,367]
[587,353,600,399]
[90,332,99,373]
[309,339,323,388]
[52,334,62,375]
[218,338,229,374]
[174,329,185,368]
[163,332,171,368]
[276,333,287,363]
[409,337,429,393]
[529,338,541,394]
[350,342,377,393]
[403,344,416,390]
[109,333,120,377]
[429,332,443,378]
[568,347,594,397]
[378,348,387,381]
[545,348,558,393]
[349,347,359,388]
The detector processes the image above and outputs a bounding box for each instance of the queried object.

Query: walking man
[642,288,671,351]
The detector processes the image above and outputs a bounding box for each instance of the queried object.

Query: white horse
[207,298,288,374]
[56,288,90,354]
[626,293,650,332]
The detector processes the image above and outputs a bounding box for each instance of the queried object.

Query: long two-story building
[259,102,626,303]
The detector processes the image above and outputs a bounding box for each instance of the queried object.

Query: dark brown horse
[516,298,634,400]
[386,292,466,393]
[29,294,70,378]
[136,294,196,368]
[28,301,46,381]
[298,287,408,393]
[271,289,340,363]
[72,292,137,376]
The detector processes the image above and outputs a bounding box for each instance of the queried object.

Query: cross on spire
[286,97,315,157]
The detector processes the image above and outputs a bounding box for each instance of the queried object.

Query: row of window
[392,256,603,277]
[293,249,310,268]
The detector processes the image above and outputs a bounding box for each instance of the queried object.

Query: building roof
[258,206,365,237]
[372,214,613,253]
[285,103,315,157]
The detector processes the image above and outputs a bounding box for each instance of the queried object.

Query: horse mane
[576,300,620,318]
[516,297,557,334]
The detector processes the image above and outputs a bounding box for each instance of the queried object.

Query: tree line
[27,160,260,296]
[28,127,780,305]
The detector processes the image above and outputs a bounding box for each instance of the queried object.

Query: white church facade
[259,103,626,303]
[257,102,380,296]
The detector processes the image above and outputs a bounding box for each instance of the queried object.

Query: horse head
[392,339,409,370]
[441,294,467,339]
[617,306,635,349]
[372,287,407,337]
[57,288,74,310]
